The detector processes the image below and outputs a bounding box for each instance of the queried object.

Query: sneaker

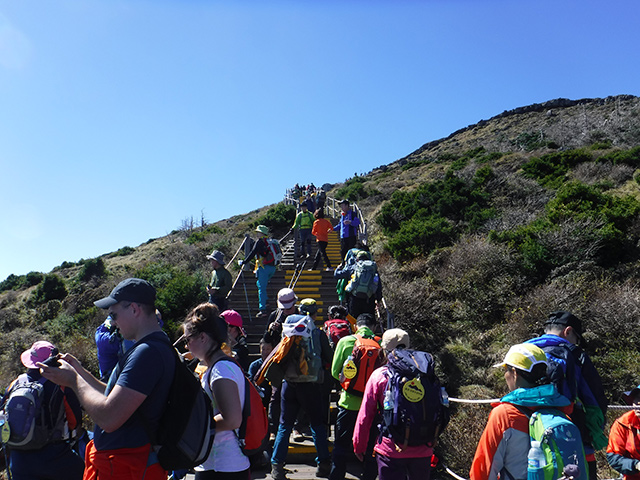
[292,428,305,442]
[316,460,331,478]
[271,463,288,480]
[256,311,267,318]
[325,267,333,272]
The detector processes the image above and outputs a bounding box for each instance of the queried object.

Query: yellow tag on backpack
[342,360,357,379]
[402,378,425,403]
[1,421,10,444]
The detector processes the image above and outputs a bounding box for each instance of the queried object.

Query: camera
[42,355,61,367]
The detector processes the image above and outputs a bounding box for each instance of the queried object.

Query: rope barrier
[448,397,636,410]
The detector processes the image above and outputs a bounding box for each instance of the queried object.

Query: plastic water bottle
[383,388,394,410]
[527,441,546,480]
[440,387,449,407]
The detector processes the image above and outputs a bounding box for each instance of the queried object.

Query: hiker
[221,309,251,373]
[526,311,608,480]
[470,343,585,480]
[333,199,360,262]
[182,303,251,479]
[2,340,84,480]
[324,305,355,349]
[248,337,276,410]
[263,288,299,436]
[266,288,299,340]
[293,202,314,259]
[311,208,334,271]
[334,249,382,319]
[205,249,232,311]
[606,384,640,480]
[40,278,174,480]
[95,314,132,382]
[329,313,382,480]
[240,225,278,318]
[353,328,435,480]
[270,314,334,480]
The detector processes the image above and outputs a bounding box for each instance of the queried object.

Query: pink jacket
[353,366,432,459]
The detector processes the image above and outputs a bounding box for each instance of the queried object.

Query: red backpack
[324,319,352,348]
[212,358,269,456]
[339,335,384,395]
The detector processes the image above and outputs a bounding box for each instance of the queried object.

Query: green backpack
[528,408,587,480]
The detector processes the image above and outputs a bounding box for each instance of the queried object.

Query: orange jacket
[312,218,333,243]
[607,410,640,480]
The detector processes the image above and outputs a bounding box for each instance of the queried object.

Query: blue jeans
[271,381,330,465]
[256,264,276,311]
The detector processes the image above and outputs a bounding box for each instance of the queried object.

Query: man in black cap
[526,311,608,480]
[40,278,174,480]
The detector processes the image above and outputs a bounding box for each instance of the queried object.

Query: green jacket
[331,326,378,410]
[209,266,232,299]
[293,211,314,230]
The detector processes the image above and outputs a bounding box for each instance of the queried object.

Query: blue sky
[1,0,639,282]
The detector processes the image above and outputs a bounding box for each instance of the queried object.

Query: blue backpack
[1,375,67,450]
[527,409,587,480]
[381,349,450,448]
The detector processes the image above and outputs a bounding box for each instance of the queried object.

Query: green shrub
[77,257,107,281]
[24,271,44,287]
[334,176,368,201]
[377,170,495,260]
[513,131,546,151]
[32,274,68,305]
[185,224,226,245]
[136,262,207,338]
[252,203,296,232]
[114,246,135,256]
[597,146,640,168]
[522,149,593,188]
[0,274,23,292]
[46,314,80,343]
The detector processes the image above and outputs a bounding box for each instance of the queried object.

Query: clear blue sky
[1,0,638,282]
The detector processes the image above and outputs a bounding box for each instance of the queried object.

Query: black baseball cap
[94,278,156,309]
[545,311,584,340]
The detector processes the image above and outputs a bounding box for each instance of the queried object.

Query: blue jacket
[333,210,360,239]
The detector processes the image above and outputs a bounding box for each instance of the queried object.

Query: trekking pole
[1,444,11,480]
[240,270,252,323]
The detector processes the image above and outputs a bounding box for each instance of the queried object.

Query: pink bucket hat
[221,310,246,336]
[21,341,57,369]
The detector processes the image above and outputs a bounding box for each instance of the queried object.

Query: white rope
[449,397,499,404]
[445,466,469,480]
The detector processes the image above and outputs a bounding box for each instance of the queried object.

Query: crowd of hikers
[2,196,640,480]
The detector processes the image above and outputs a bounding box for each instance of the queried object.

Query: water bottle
[440,387,449,407]
[527,441,546,480]
[383,388,394,411]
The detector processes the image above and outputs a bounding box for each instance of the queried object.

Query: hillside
[2,94,640,477]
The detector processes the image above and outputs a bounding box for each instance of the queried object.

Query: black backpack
[125,335,216,471]
[380,349,450,449]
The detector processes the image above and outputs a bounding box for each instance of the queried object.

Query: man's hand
[38,357,78,389]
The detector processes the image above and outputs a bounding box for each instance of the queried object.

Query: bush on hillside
[522,149,593,188]
[597,145,640,167]
[31,274,68,305]
[77,258,108,282]
[377,169,495,260]
[252,203,296,233]
[113,246,136,256]
[185,224,225,245]
[334,175,382,201]
[136,262,207,338]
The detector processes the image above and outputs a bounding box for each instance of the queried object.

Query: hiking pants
[271,381,330,465]
[376,454,431,480]
[329,407,377,480]
[256,264,276,312]
[296,228,312,257]
[9,442,85,480]
[340,236,357,263]
[312,241,332,270]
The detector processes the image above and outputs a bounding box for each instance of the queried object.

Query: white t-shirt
[196,359,250,473]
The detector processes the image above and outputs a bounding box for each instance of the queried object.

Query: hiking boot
[316,460,331,478]
[271,463,288,480]
[256,310,267,318]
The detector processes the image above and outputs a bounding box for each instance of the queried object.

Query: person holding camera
[2,340,84,480]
